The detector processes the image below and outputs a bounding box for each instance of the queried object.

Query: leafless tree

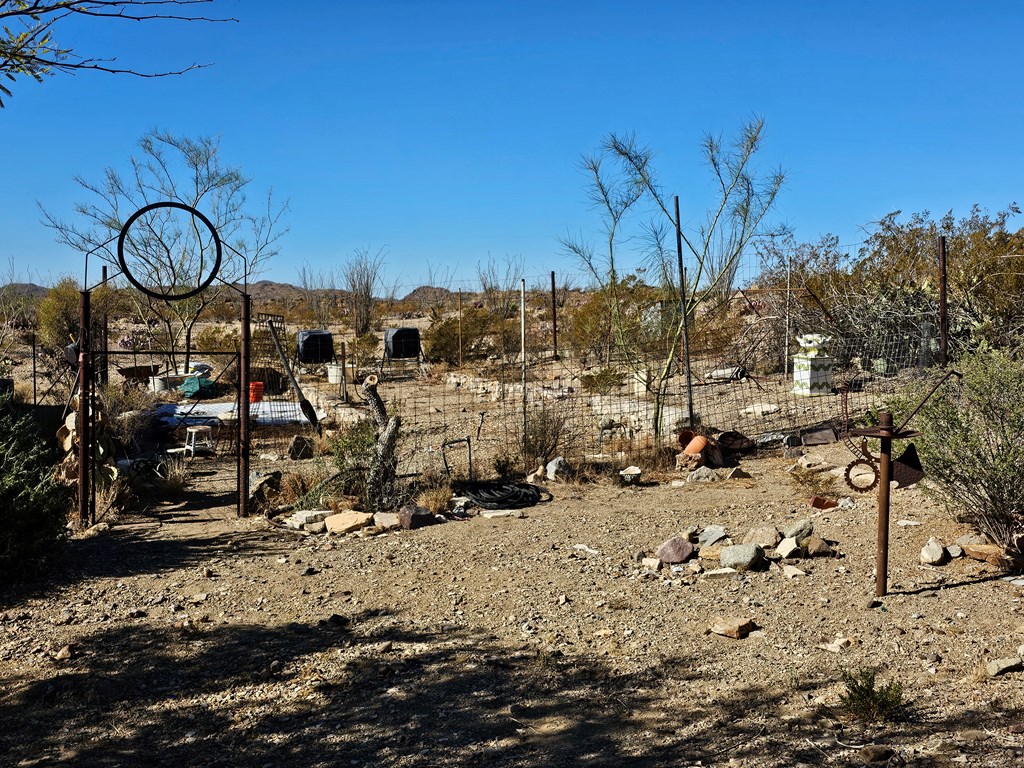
[297,262,338,330]
[42,129,288,370]
[563,117,785,435]
[343,247,386,337]
[0,0,235,107]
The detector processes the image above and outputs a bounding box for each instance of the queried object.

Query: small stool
[184,425,215,457]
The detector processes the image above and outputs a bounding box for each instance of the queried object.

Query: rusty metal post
[239,293,251,517]
[675,196,696,427]
[937,236,948,368]
[457,289,463,368]
[550,270,559,360]
[339,340,348,403]
[78,290,91,528]
[875,411,894,596]
[31,331,37,406]
[100,266,109,386]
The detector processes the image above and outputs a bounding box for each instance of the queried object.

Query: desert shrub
[840,668,907,723]
[522,400,577,467]
[162,457,190,495]
[0,399,73,581]
[562,292,612,364]
[580,367,626,395]
[423,307,494,365]
[493,452,519,479]
[194,324,240,353]
[350,333,380,370]
[98,384,160,450]
[330,418,377,497]
[895,350,1024,554]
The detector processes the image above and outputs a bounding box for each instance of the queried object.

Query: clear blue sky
[3,0,1023,293]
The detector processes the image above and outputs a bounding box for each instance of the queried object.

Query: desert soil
[3,442,1024,768]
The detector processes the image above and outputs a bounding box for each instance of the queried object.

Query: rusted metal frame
[239,293,251,518]
[938,235,949,367]
[78,290,91,528]
[550,270,559,360]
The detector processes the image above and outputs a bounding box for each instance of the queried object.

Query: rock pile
[641,518,839,578]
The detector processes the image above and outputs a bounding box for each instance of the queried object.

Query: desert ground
[3,437,1023,768]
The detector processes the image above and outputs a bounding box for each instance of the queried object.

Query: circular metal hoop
[844,459,880,493]
[117,202,222,301]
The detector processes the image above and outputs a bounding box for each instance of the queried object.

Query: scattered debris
[619,466,642,485]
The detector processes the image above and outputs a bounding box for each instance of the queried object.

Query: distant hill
[402,285,455,305]
[1,282,48,298]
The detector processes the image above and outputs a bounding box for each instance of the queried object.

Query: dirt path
[3,445,1024,767]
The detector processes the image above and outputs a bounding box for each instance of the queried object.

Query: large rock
[284,509,331,530]
[986,657,1023,677]
[964,543,1005,565]
[373,511,401,530]
[709,616,755,639]
[743,525,780,548]
[698,525,728,547]
[920,537,949,566]
[776,537,802,559]
[325,511,373,534]
[720,543,765,572]
[803,535,834,558]
[783,519,813,541]
[399,504,438,530]
[687,466,719,483]
[546,456,571,481]
[655,536,696,564]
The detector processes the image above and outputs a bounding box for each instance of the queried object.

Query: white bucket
[149,376,170,393]
[326,363,344,384]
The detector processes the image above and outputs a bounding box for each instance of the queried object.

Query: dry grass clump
[415,482,452,514]
[162,457,190,495]
[789,466,837,497]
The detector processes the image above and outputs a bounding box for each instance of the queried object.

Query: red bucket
[249,381,265,403]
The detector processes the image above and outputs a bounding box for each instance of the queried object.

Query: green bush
[329,418,377,498]
[840,668,907,723]
[897,350,1024,555]
[0,399,72,581]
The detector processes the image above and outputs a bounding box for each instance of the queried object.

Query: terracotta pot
[683,435,708,456]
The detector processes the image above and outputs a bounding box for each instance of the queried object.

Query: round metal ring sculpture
[117,201,222,301]
[844,458,880,493]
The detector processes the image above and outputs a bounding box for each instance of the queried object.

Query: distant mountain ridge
[0,283,48,298]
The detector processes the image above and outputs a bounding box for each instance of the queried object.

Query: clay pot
[683,435,708,456]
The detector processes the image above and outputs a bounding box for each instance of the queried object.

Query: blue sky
[3,0,1023,293]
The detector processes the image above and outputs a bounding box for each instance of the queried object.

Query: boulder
[986,657,1023,677]
[709,616,755,639]
[325,511,373,534]
[803,535,834,558]
[783,519,813,541]
[373,511,401,530]
[964,543,1005,565]
[720,543,765,572]
[687,466,719,483]
[743,525,780,549]
[776,537,802,559]
[399,504,438,530]
[920,537,949,566]
[546,456,571,481]
[698,525,728,547]
[655,536,696,564]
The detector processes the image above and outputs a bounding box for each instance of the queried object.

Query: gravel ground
[3,443,1024,767]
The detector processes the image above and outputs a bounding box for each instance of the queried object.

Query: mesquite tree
[43,129,287,370]
[562,117,785,436]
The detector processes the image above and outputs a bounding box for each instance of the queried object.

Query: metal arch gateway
[117,201,223,301]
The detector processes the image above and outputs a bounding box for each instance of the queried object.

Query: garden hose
[456,481,552,510]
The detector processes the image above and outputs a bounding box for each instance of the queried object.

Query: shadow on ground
[1,610,1015,768]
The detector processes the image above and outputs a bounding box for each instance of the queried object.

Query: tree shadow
[1,610,1016,768]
